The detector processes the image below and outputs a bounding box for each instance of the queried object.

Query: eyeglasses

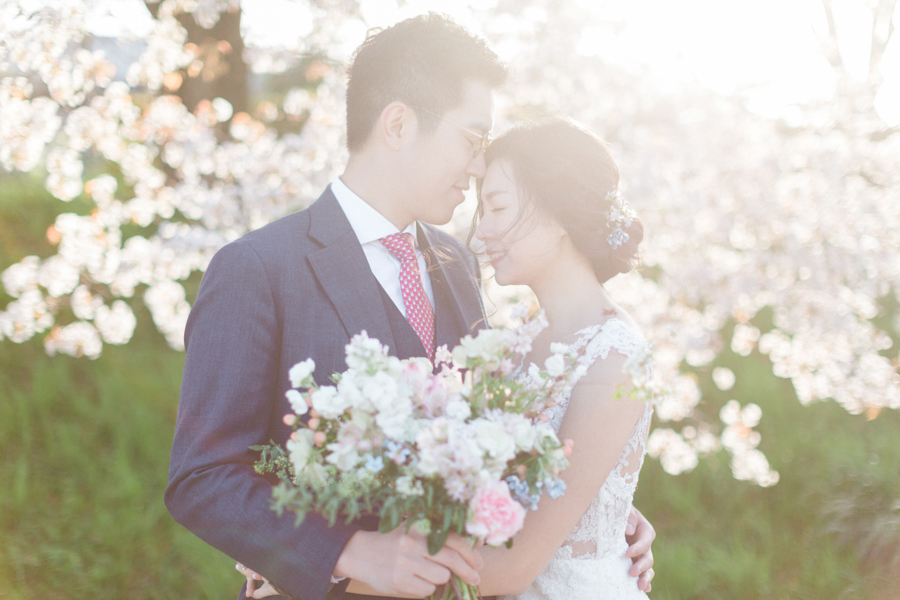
[411,106,492,159]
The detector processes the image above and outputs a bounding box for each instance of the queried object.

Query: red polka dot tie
[380,232,435,360]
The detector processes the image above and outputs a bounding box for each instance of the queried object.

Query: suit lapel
[307,189,397,355]
[419,224,487,343]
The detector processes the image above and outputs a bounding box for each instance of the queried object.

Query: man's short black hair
[345,13,508,152]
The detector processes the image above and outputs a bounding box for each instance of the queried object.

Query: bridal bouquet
[253,311,587,599]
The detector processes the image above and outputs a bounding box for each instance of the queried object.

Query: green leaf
[378,513,394,534]
[388,501,401,530]
[442,505,453,532]
[378,497,401,532]
[427,526,449,555]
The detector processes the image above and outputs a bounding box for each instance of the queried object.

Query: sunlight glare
[830,0,874,81]
[241,0,314,47]
[574,0,837,109]
[874,78,900,126]
[85,0,154,38]
[359,0,401,27]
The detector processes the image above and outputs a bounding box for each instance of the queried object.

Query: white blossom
[44,321,102,359]
[1,0,897,488]
[284,389,308,416]
[286,429,315,471]
[288,359,316,388]
[94,300,137,345]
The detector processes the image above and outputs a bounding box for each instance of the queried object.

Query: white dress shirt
[330,177,435,317]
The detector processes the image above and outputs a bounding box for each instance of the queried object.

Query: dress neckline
[514,316,627,377]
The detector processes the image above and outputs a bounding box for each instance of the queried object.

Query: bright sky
[84,0,900,126]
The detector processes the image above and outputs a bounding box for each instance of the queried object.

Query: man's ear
[379,102,414,152]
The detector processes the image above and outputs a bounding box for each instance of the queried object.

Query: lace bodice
[540,318,653,562]
[502,318,653,600]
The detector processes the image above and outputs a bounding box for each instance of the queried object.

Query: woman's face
[475,160,566,287]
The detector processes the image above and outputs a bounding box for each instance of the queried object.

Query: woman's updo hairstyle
[478,117,643,284]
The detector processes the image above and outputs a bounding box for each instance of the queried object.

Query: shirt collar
[331,176,418,247]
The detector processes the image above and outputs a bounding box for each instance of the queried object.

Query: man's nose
[474,219,490,242]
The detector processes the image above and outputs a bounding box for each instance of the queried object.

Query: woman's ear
[379,102,414,152]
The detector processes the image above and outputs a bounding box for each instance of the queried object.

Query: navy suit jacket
[166,187,487,600]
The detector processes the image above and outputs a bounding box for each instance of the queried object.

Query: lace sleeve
[554,318,653,561]
[579,319,647,366]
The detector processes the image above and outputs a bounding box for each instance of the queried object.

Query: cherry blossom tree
[1,0,897,486]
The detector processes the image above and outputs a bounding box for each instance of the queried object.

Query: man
[166,14,655,600]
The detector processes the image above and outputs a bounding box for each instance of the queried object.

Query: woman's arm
[476,351,647,597]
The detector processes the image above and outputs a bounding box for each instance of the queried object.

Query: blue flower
[505,475,542,510]
[545,479,567,499]
[365,455,385,473]
[384,440,411,464]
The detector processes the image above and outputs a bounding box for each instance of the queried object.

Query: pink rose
[465,480,526,546]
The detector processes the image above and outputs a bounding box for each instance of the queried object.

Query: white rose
[509,414,537,451]
[285,389,309,415]
[445,398,472,421]
[288,359,316,388]
[472,419,516,464]
[345,331,390,371]
[325,440,360,471]
[310,386,347,419]
[376,401,413,441]
[544,354,565,378]
[337,373,371,412]
[549,342,568,354]
[533,424,559,454]
[527,363,544,383]
[362,370,401,412]
[286,429,315,471]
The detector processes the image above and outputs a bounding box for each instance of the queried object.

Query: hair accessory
[605,189,637,249]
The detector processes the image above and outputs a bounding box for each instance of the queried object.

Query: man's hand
[625,506,656,593]
[236,563,281,599]
[335,526,482,598]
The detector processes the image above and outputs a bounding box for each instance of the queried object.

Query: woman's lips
[486,250,506,267]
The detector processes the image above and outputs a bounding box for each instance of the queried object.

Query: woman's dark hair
[346,13,508,152]
[474,117,643,284]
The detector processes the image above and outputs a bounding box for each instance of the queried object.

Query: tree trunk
[144,2,249,118]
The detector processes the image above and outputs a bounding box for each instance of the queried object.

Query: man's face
[401,79,494,226]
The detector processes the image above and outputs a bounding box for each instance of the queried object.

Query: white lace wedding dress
[502,318,653,600]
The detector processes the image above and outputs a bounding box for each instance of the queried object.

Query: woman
[240,117,653,599]
[463,117,652,599]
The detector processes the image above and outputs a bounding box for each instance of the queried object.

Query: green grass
[0,336,238,600]
[0,173,239,599]
[635,333,900,600]
[1,172,898,599]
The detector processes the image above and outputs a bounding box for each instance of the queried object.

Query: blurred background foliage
[1,173,898,599]
[2,0,900,598]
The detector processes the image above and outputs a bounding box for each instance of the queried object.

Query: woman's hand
[235,563,281,598]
